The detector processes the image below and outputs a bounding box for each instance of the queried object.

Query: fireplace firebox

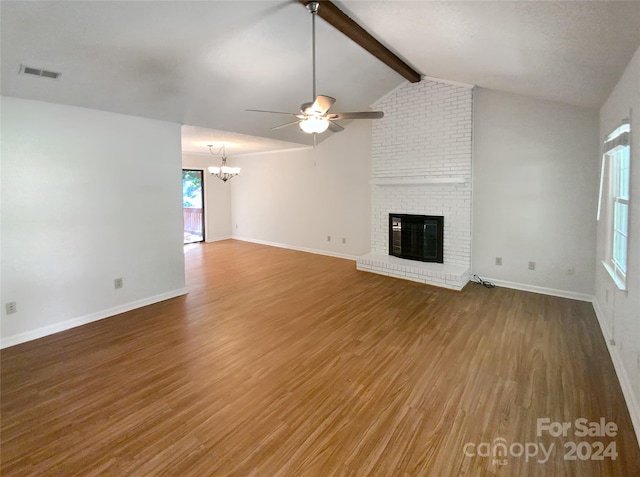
[389,214,444,263]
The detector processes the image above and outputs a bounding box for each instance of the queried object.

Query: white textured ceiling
[2,1,639,152]
[340,0,640,109]
[181,125,307,156]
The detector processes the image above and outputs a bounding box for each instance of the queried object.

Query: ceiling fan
[247,1,384,135]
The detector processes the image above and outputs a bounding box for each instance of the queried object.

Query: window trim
[599,120,631,291]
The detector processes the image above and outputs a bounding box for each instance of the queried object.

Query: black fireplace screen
[389,214,444,263]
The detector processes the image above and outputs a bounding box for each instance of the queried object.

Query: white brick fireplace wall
[357,79,474,290]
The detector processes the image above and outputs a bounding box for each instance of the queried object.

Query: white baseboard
[592,299,640,447]
[205,235,232,243]
[0,288,189,349]
[481,277,594,302]
[231,235,357,261]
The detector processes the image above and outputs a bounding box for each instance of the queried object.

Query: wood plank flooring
[1,239,638,476]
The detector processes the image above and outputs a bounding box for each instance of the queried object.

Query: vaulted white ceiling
[2,1,639,152]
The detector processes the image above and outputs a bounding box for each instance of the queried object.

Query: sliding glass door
[182,169,204,244]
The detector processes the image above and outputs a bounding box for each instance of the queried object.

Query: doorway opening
[183,169,204,244]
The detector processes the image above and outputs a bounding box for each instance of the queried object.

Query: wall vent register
[389,214,444,263]
[19,64,61,80]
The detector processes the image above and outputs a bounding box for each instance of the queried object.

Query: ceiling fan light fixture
[299,116,329,134]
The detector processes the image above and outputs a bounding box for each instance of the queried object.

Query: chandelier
[207,144,240,182]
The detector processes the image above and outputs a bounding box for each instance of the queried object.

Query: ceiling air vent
[19,64,61,80]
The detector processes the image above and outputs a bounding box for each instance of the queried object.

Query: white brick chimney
[357,79,474,290]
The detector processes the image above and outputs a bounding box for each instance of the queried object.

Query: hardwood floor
[1,240,638,476]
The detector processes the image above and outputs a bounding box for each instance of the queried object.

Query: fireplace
[389,214,444,263]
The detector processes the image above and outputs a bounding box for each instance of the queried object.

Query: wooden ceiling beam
[298,0,421,83]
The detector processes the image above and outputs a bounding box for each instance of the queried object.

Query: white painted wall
[230,121,371,258]
[472,88,599,299]
[594,46,640,442]
[1,97,186,348]
[181,153,232,242]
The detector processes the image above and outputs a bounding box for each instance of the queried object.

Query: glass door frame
[182,169,205,244]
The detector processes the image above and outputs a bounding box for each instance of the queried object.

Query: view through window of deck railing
[183,169,204,244]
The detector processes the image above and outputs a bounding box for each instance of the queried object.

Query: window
[598,122,630,290]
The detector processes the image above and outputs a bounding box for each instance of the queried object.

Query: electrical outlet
[114,278,123,289]
[6,302,17,314]
[342,237,346,244]
[528,261,536,271]
[566,266,575,275]
[495,257,502,266]
[327,235,331,242]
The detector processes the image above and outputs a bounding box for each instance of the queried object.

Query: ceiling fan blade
[246,109,298,116]
[310,95,336,114]
[270,120,300,130]
[327,121,344,133]
[328,111,384,120]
